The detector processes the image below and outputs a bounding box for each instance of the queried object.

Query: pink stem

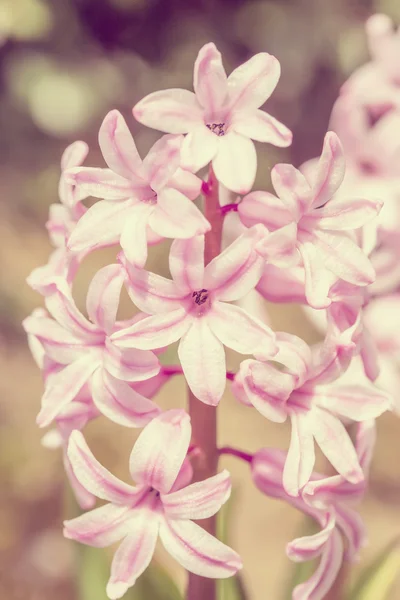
[187,167,222,600]
[218,446,253,464]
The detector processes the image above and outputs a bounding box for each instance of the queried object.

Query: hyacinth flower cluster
[24,25,398,600]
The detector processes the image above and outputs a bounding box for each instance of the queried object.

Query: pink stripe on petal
[65,167,133,200]
[120,204,154,268]
[311,132,346,209]
[283,411,315,496]
[227,52,281,111]
[312,384,392,421]
[232,109,292,146]
[194,43,228,116]
[133,89,203,134]
[287,510,336,562]
[129,409,191,493]
[45,281,100,340]
[310,196,383,231]
[162,470,231,520]
[238,191,292,230]
[64,503,132,548]
[271,164,312,219]
[159,519,242,578]
[335,505,366,561]
[298,240,332,309]
[104,343,160,383]
[61,140,89,171]
[123,262,183,315]
[240,359,292,422]
[169,236,205,295]
[86,264,124,334]
[143,134,182,191]
[63,451,96,510]
[99,110,145,180]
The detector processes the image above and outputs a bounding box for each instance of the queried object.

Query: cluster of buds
[24,14,400,600]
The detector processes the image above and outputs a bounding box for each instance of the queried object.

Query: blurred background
[1,0,400,598]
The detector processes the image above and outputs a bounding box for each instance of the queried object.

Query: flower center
[206,123,226,136]
[192,289,209,305]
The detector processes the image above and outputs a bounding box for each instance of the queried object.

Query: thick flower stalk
[24,29,397,600]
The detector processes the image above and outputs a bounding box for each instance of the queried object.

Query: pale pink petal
[256,223,299,268]
[283,411,315,496]
[312,408,364,484]
[208,301,277,359]
[355,420,376,474]
[252,448,289,499]
[45,281,100,339]
[107,513,159,600]
[298,240,333,309]
[162,470,231,520]
[133,89,203,134]
[271,164,312,219]
[99,110,145,180]
[63,451,96,510]
[170,457,194,492]
[194,43,228,115]
[129,409,191,493]
[149,189,211,239]
[232,109,292,146]
[38,358,100,427]
[312,385,392,421]
[310,197,383,230]
[64,503,132,548]
[287,511,336,561]
[65,167,132,200]
[61,140,89,171]
[169,236,205,295]
[169,167,202,200]
[112,309,192,351]
[104,343,160,382]
[122,262,184,314]
[257,264,306,304]
[205,227,265,301]
[180,126,219,172]
[227,53,281,110]
[312,230,375,286]
[275,332,312,385]
[67,430,140,503]
[335,505,366,561]
[86,264,124,334]
[292,532,343,600]
[178,318,226,405]
[143,134,182,191]
[303,474,365,505]
[159,519,242,578]
[68,199,134,254]
[120,203,154,268]
[311,132,345,209]
[238,191,292,230]
[213,132,257,194]
[91,370,160,428]
[230,372,253,407]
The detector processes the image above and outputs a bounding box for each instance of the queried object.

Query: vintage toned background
[1,0,400,598]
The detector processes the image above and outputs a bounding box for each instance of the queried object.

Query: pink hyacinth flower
[23,266,161,428]
[111,228,277,405]
[133,43,292,193]
[239,132,382,308]
[66,110,209,267]
[27,141,89,295]
[235,333,391,496]
[64,410,241,599]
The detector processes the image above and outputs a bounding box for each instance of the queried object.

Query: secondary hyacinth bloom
[27,140,89,295]
[23,265,161,428]
[67,110,209,267]
[133,43,292,193]
[64,410,241,599]
[112,228,277,405]
[239,132,382,308]
[235,334,391,496]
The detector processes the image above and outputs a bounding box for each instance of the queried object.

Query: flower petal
[287,510,336,561]
[256,223,299,268]
[45,280,100,339]
[67,430,139,503]
[238,191,292,230]
[213,132,257,194]
[120,203,154,268]
[180,125,219,172]
[61,140,89,171]
[208,301,277,359]
[129,409,191,493]
[194,43,228,115]
[86,264,124,334]
[162,470,231,520]
[133,89,203,133]
[335,505,366,561]
[65,167,133,200]
[143,134,182,191]
[228,53,281,111]
[298,240,333,309]
[233,109,292,146]
[159,519,242,578]
[63,451,96,510]
[64,503,132,548]
[178,318,226,405]
[311,132,346,209]
[112,309,191,351]
[149,189,211,239]
[310,196,383,231]
[169,167,202,200]
[312,384,392,421]
[122,261,184,314]
[283,411,315,496]
[271,164,312,219]
[104,343,160,382]
[107,513,159,600]
[169,236,205,294]
[99,110,145,180]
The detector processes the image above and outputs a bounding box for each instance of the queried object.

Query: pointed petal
[68,199,133,254]
[61,140,89,171]
[45,280,99,339]
[256,223,299,268]
[99,110,145,180]
[120,203,154,268]
[275,332,312,385]
[143,134,182,191]
[283,412,315,496]
[169,236,205,294]
[194,43,228,115]
[162,470,231,520]
[233,109,292,146]
[335,505,366,561]
[312,408,364,484]
[228,53,281,110]
[271,164,312,219]
[256,264,306,304]
[91,370,160,428]
[178,319,226,405]
[298,240,333,309]
[209,301,277,359]
[180,126,219,172]
[129,409,191,493]
[287,510,336,561]
[86,264,124,334]
[63,451,96,510]
[149,189,211,239]
[312,132,346,209]
[65,167,132,200]
[310,196,383,230]
[238,190,292,230]
[133,89,203,133]
[213,132,257,194]
[112,309,191,351]
[107,514,159,600]
[169,167,202,200]
[67,430,139,502]
[159,519,242,578]
[122,261,184,314]
[104,343,160,382]
[64,503,132,548]
[313,384,392,421]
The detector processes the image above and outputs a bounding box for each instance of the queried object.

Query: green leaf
[78,545,109,600]
[348,537,400,600]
